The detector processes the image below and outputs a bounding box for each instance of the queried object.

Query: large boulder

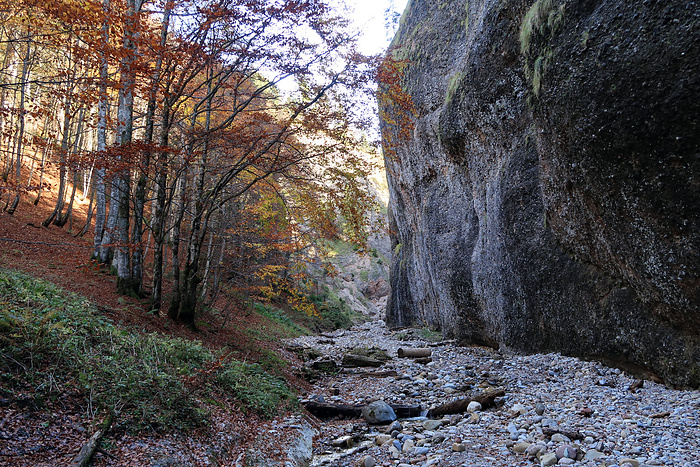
[362,400,397,424]
[381,0,700,387]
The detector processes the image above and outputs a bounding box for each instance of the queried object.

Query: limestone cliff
[381,0,700,387]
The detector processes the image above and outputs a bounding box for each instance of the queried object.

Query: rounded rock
[467,401,482,413]
[422,419,443,431]
[362,400,396,424]
[555,444,578,460]
[535,403,546,415]
[540,452,558,466]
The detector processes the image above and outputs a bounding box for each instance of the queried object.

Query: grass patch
[253,302,309,338]
[216,361,294,419]
[348,346,391,361]
[418,327,443,343]
[0,269,293,431]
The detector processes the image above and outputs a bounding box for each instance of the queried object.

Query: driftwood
[341,354,384,368]
[391,404,422,418]
[428,339,457,347]
[426,389,505,418]
[398,348,432,358]
[71,413,114,467]
[303,401,362,419]
[303,401,422,420]
[542,427,584,440]
[355,370,398,378]
[628,379,644,393]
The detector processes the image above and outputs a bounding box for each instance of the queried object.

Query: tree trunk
[33,136,50,205]
[56,108,85,228]
[43,88,72,226]
[167,164,187,320]
[151,105,170,313]
[131,4,170,297]
[112,0,144,294]
[174,79,213,326]
[93,0,110,261]
[425,389,505,418]
[77,178,95,237]
[6,36,32,215]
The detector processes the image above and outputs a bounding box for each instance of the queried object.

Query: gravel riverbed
[285,321,700,467]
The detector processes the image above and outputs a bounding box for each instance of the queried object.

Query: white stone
[467,401,482,413]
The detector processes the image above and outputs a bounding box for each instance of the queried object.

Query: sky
[342,0,409,55]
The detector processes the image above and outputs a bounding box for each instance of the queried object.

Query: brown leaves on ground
[0,188,309,466]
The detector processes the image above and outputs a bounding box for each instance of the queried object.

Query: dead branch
[70,413,114,467]
[426,389,505,418]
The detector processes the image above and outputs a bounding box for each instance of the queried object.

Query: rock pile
[289,321,700,467]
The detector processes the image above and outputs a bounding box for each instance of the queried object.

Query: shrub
[0,269,294,430]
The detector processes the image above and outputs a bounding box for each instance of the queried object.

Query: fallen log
[398,348,432,358]
[355,370,398,378]
[428,340,457,347]
[303,401,362,419]
[542,427,584,440]
[70,413,114,467]
[426,389,505,418]
[391,404,423,418]
[303,400,422,420]
[342,354,384,368]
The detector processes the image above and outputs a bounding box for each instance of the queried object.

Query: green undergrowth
[252,302,311,338]
[307,289,365,331]
[0,269,294,431]
[418,327,444,342]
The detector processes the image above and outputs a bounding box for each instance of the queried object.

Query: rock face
[381,0,700,387]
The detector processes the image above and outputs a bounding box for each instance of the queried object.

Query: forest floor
[0,175,315,465]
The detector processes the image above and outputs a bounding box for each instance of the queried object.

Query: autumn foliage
[0,0,386,325]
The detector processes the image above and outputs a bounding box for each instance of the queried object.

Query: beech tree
[0,0,384,327]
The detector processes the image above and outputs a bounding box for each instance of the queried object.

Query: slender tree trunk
[77,178,96,237]
[0,34,17,179]
[131,4,171,297]
[201,230,215,300]
[33,136,50,205]
[56,108,85,228]
[6,36,32,214]
[43,86,73,226]
[93,0,110,261]
[167,161,187,320]
[175,81,213,325]
[151,104,170,312]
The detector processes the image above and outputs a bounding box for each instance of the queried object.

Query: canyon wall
[381,0,700,387]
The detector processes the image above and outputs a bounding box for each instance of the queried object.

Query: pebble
[513,441,530,453]
[467,401,482,413]
[291,320,700,467]
[374,434,391,446]
[555,444,577,460]
[540,452,558,466]
[619,458,640,467]
[535,402,546,415]
[422,419,442,431]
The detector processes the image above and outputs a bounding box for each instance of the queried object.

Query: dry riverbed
[277,321,700,467]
